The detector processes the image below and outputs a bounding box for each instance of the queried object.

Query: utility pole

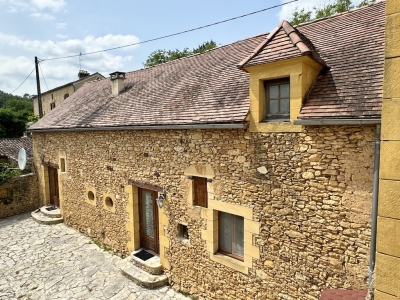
[35,56,43,118]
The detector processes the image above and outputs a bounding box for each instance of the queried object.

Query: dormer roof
[237,20,327,69]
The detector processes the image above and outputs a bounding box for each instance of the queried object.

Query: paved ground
[0,213,189,300]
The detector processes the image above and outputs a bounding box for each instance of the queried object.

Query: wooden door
[48,167,59,206]
[138,188,159,254]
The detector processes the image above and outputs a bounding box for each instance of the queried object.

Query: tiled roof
[320,289,368,300]
[29,34,267,131]
[238,21,326,68]
[297,1,384,119]
[0,138,33,161]
[29,1,385,131]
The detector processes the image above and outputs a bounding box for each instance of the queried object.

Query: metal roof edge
[293,118,381,125]
[27,123,248,133]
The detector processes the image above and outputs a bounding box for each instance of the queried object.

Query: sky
[0,0,369,96]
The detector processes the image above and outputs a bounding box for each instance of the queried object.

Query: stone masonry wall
[0,173,40,219]
[32,125,375,299]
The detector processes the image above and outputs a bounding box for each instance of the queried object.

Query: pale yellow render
[376,0,400,299]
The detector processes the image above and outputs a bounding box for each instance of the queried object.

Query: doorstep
[31,206,63,225]
[119,258,168,289]
[130,249,164,275]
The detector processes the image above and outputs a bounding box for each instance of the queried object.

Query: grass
[92,240,112,252]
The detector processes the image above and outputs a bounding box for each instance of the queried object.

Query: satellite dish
[18,148,26,170]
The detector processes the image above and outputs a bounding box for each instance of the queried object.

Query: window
[64,93,69,99]
[60,158,66,172]
[50,102,56,110]
[178,223,189,240]
[264,79,290,121]
[218,212,244,261]
[0,188,12,199]
[193,176,208,208]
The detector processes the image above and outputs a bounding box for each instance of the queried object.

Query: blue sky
[0,0,367,96]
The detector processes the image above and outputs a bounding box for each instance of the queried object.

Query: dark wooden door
[48,167,59,206]
[138,188,159,254]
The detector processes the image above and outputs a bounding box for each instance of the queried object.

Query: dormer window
[264,79,290,121]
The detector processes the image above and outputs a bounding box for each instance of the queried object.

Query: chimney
[110,71,126,96]
[78,70,90,79]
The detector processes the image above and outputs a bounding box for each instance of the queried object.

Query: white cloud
[278,0,378,21]
[56,22,67,29]
[0,33,140,96]
[30,12,55,20]
[56,34,68,39]
[0,0,65,16]
[31,0,66,11]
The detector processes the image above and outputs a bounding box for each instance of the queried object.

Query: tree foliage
[290,0,376,26]
[0,162,19,186]
[0,90,36,138]
[143,40,217,67]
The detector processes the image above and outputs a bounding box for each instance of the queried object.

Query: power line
[38,62,49,91]
[41,0,298,62]
[10,66,36,95]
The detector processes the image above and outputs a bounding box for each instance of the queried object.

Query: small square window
[264,78,290,121]
[178,224,189,240]
[193,176,208,208]
[64,93,69,99]
[50,102,56,110]
[60,158,66,172]
[218,212,244,261]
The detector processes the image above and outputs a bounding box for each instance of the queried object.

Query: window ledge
[210,252,248,274]
[177,237,190,246]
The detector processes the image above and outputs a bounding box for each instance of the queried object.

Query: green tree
[0,90,37,137]
[143,40,217,67]
[0,109,28,138]
[0,162,19,186]
[290,0,376,25]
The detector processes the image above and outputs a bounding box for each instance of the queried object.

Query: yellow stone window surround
[201,199,260,274]
[85,186,97,206]
[124,185,171,270]
[243,56,323,133]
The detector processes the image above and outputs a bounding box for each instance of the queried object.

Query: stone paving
[0,213,190,300]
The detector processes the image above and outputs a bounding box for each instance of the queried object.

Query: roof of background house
[29,1,384,131]
[0,138,33,161]
[32,72,105,98]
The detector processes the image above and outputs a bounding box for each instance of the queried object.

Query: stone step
[120,259,168,289]
[40,206,61,218]
[31,210,64,225]
[130,249,164,275]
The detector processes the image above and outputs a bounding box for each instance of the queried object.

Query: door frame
[138,188,159,254]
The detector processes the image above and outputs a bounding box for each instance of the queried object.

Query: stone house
[28,2,385,299]
[32,70,105,117]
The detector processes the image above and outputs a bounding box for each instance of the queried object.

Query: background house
[28,2,385,299]
[0,137,39,218]
[32,70,104,117]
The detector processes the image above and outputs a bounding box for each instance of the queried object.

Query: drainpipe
[368,124,380,286]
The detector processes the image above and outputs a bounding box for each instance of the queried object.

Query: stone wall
[32,125,375,299]
[0,173,40,219]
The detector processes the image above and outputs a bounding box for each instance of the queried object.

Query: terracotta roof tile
[30,34,267,131]
[320,289,368,300]
[29,1,385,130]
[298,1,385,119]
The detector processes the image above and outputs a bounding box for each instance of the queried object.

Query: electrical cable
[10,66,36,95]
[41,0,298,61]
[38,62,49,91]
